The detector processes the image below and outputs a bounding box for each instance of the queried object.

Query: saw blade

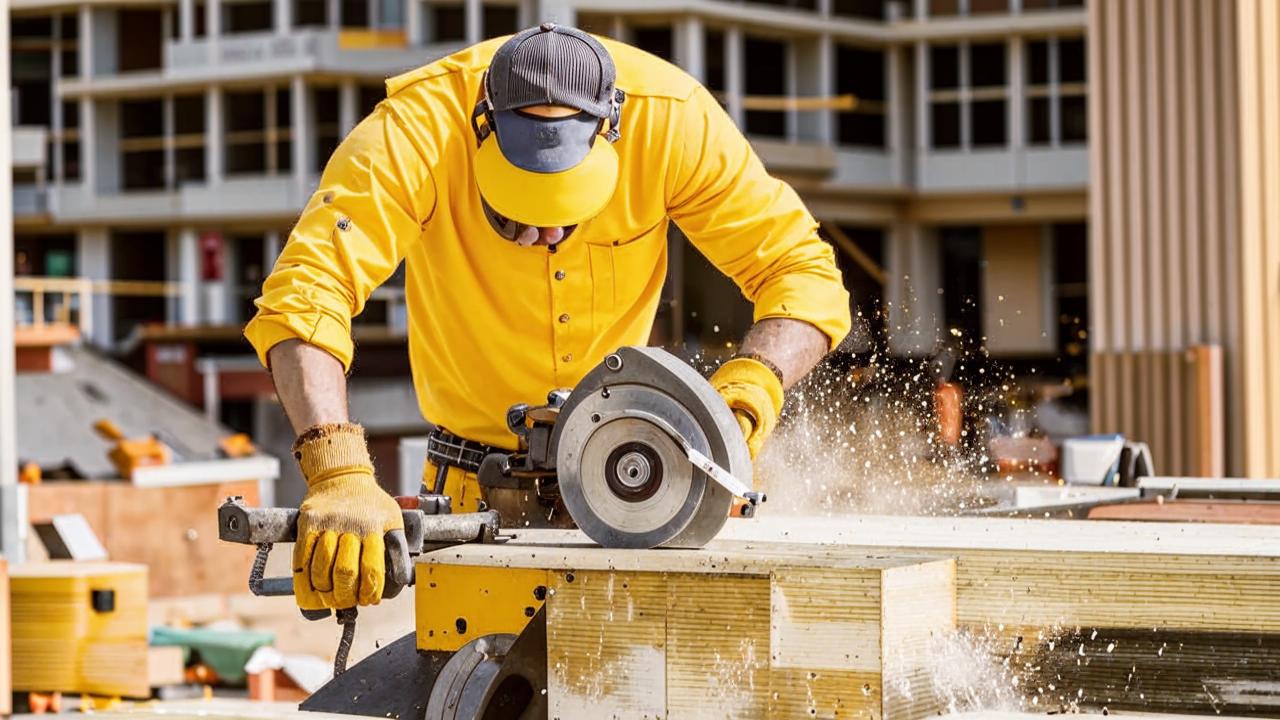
[552,347,749,549]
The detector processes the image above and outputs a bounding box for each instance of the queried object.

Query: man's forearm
[737,318,829,390]
[267,339,351,434]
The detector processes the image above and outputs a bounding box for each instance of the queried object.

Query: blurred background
[4,0,1280,705]
[4,0,1279,523]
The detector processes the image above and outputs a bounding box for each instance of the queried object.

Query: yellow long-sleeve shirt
[245,36,851,449]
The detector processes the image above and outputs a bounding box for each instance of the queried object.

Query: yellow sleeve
[244,104,436,370]
[665,86,852,350]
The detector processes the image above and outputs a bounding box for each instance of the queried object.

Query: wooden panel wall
[1088,0,1280,477]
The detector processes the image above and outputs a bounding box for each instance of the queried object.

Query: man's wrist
[732,353,785,387]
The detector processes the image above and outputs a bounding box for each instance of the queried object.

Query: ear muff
[603,88,625,143]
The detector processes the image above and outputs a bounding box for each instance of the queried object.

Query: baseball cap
[473,24,623,229]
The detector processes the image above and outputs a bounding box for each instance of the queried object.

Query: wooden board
[0,558,10,715]
[1026,627,1280,715]
[1087,499,1280,524]
[425,542,956,719]
[26,480,259,597]
[433,517,1280,716]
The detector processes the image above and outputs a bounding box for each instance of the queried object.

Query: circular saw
[549,346,759,549]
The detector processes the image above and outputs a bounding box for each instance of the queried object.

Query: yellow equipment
[93,419,170,479]
[10,562,150,698]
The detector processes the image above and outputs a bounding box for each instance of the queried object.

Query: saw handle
[219,497,416,613]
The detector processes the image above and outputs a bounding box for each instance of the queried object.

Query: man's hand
[292,423,404,610]
[713,318,831,458]
[710,357,784,459]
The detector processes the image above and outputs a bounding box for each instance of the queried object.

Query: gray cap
[487,23,617,119]
[483,23,619,174]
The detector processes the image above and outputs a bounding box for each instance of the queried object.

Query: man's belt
[424,427,502,475]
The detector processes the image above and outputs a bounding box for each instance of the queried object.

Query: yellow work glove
[710,357,784,459]
[292,423,404,610]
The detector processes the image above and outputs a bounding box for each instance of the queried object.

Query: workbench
[419,514,1280,718]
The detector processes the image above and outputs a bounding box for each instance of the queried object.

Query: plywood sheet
[26,480,260,597]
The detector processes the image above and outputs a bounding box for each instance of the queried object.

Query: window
[832,0,887,21]
[341,0,368,27]
[632,26,673,63]
[429,3,465,41]
[295,0,327,27]
[744,0,817,10]
[834,44,886,149]
[968,42,1006,147]
[314,87,341,172]
[359,83,384,119]
[928,0,960,16]
[174,94,206,183]
[223,1,272,33]
[968,0,1008,14]
[928,41,1008,149]
[358,83,381,119]
[121,98,166,190]
[61,100,81,181]
[1023,0,1084,9]
[226,88,290,174]
[119,9,165,71]
[1026,36,1087,145]
[743,36,788,138]
[705,30,726,95]
[483,5,519,38]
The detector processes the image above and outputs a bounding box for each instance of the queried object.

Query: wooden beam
[424,542,955,719]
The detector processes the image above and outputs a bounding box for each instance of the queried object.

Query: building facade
[9,0,1093,452]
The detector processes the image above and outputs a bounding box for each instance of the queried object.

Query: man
[245,24,851,612]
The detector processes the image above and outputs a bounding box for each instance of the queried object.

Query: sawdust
[753,355,1009,518]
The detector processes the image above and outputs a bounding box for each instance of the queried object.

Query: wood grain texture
[430,543,955,720]
[667,575,771,718]
[547,570,668,719]
[0,559,9,715]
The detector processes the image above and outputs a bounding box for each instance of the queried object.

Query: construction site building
[9,0,1277,477]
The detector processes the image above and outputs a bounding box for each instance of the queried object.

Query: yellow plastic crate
[10,562,149,698]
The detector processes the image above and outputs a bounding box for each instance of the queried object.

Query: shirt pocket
[587,220,668,337]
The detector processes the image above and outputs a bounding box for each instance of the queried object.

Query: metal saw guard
[549,346,752,549]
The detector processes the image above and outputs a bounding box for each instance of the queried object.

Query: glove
[292,423,404,610]
[710,357,784,459]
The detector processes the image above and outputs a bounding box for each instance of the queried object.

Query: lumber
[442,518,1280,716]
[1087,499,1280,523]
[0,558,9,715]
[10,561,149,698]
[424,541,956,720]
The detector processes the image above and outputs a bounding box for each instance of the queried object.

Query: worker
[244,24,852,611]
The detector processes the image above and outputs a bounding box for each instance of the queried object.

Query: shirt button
[558,313,570,324]
[562,353,573,362]
[554,270,566,281]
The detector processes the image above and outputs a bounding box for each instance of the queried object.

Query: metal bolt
[554,270,566,280]
[604,354,623,371]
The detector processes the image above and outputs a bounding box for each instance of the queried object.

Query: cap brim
[475,134,619,228]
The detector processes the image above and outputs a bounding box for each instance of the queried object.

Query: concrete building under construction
[8,0,1278,478]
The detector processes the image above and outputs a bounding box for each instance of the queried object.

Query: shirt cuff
[244,311,356,372]
[752,278,853,352]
